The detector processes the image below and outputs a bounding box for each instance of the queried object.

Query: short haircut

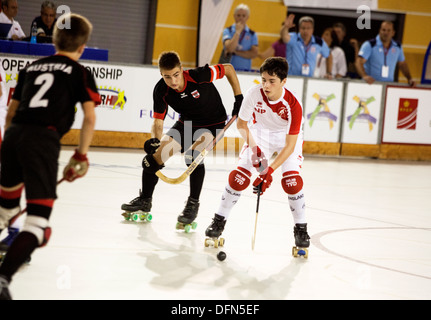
[53,13,92,52]
[158,51,182,71]
[299,16,314,27]
[234,3,250,16]
[41,0,56,10]
[260,57,289,80]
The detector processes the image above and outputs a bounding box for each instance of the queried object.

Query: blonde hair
[53,13,93,52]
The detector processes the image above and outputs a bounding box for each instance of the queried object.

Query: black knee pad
[142,154,164,173]
[184,149,204,167]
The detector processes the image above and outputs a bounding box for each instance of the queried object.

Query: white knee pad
[0,206,21,230]
[22,216,51,247]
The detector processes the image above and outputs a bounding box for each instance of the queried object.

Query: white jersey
[238,84,304,136]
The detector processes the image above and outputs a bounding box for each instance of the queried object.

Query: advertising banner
[303,79,344,142]
[341,82,383,144]
[382,86,431,145]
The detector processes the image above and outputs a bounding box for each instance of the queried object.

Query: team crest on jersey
[276,105,288,120]
[254,101,266,114]
[191,90,200,99]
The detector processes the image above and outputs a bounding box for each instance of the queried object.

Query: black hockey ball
[217,251,226,261]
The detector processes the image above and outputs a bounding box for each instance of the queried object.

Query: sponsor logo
[254,101,266,114]
[347,95,377,131]
[98,86,127,110]
[397,98,418,130]
[307,93,337,129]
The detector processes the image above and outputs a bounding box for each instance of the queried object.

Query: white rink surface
[2,146,431,300]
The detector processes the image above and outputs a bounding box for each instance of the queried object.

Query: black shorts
[166,120,226,153]
[0,124,61,199]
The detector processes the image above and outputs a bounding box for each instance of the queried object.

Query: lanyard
[383,43,392,66]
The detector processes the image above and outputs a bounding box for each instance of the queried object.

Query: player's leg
[121,123,182,213]
[206,144,254,238]
[280,135,309,248]
[0,126,59,297]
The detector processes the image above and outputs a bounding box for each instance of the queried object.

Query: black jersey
[153,64,227,127]
[12,54,100,137]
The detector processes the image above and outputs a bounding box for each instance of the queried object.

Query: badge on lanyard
[302,64,310,76]
[381,65,389,78]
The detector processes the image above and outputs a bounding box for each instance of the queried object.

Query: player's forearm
[223,64,242,96]
[151,118,164,140]
[5,99,19,131]
[237,118,257,148]
[77,102,96,155]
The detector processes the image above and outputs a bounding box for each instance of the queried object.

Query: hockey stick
[251,184,261,251]
[155,115,238,184]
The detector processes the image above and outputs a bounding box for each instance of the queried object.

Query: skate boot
[121,191,152,222]
[176,197,199,233]
[0,276,12,300]
[292,223,310,258]
[204,214,226,248]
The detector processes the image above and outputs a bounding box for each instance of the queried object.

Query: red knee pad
[228,167,251,191]
[281,171,303,195]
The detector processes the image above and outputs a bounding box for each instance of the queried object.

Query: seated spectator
[0,0,25,40]
[314,27,347,78]
[31,1,57,37]
[355,21,414,85]
[220,3,258,71]
[281,14,332,78]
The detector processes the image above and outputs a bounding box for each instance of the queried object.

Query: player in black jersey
[0,13,100,300]
[121,51,243,228]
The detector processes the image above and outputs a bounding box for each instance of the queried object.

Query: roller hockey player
[206,57,310,256]
[121,51,242,232]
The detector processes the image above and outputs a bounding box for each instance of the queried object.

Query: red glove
[253,166,274,195]
[63,149,89,182]
[251,146,268,172]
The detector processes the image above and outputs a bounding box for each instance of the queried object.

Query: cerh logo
[347,95,377,131]
[307,93,337,129]
[98,86,127,110]
[397,98,418,130]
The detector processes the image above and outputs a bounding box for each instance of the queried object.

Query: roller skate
[204,214,226,248]
[121,191,152,222]
[175,197,199,233]
[0,276,12,300]
[292,223,310,259]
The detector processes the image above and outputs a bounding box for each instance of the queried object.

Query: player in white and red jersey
[205,57,310,249]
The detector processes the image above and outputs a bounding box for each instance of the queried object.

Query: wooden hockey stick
[251,184,261,251]
[155,115,237,184]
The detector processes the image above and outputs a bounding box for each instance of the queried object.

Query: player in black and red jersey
[121,51,243,228]
[0,13,100,300]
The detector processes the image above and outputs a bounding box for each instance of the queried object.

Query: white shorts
[237,127,304,174]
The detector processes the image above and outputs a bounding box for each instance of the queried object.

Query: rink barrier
[2,54,431,161]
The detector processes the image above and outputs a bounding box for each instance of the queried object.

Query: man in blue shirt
[356,21,414,85]
[281,15,332,78]
[221,4,258,71]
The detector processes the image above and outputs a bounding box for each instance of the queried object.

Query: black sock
[0,232,39,282]
[189,164,205,200]
[141,171,159,199]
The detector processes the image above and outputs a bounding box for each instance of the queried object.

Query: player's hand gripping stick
[144,138,161,155]
[253,166,274,195]
[63,149,89,182]
[251,146,268,172]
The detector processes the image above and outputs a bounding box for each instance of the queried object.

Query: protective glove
[63,149,89,182]
[232,94,243,116]
[144,138,161,155]
[253,167,274,195]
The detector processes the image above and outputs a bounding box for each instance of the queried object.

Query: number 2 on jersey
[29,73,54,108]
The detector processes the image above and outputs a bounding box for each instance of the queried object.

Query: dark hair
[53,13,92,52]
[260,57,289,80]
[158,51,181,70]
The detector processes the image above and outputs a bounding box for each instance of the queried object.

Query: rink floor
[2,146,431,300]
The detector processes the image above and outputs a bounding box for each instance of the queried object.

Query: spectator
[314,27,347,78]
[31,1,57,37]
[355,21,414,85]
[0,0,25,40]
[220,3,258,71]
[333,22,359,78]
[281,14,332,78]
[258,21,287,60]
